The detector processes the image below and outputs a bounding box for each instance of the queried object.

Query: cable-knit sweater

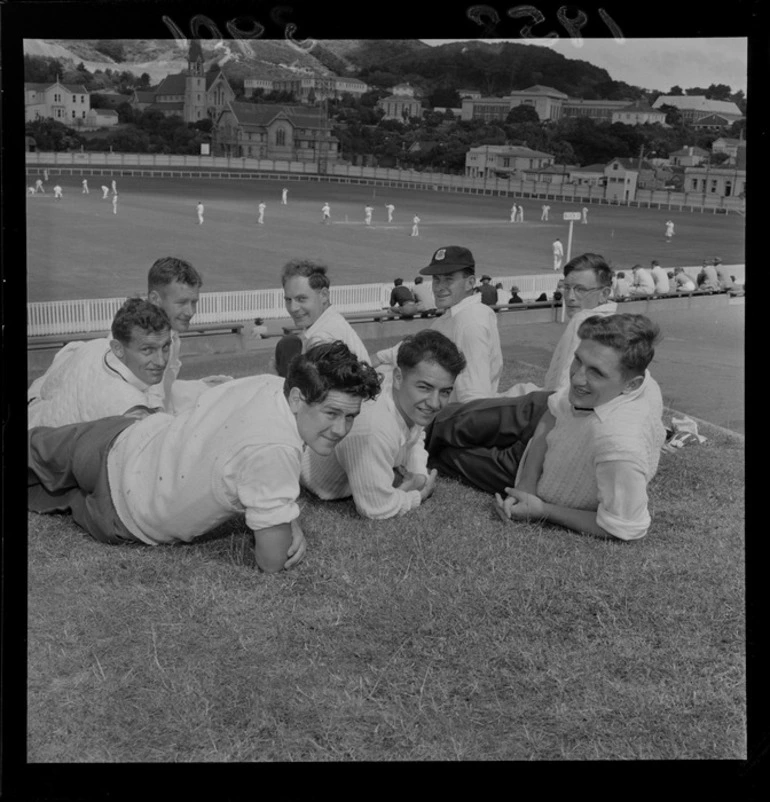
[533,372,665,540]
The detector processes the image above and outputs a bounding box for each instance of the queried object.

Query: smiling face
[431,269,475,310]
[562,268,611,319]
[149,281,200,333]
[288,388,363,456]
[111,326,172,386]
[283,276,329,330]
[392,359,456,428]
[568,339,641,410]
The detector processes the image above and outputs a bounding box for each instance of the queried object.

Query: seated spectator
[696,260,720,292]
[553,279,565,302]
[28,342,381,572]
[426,314,666,541]
[535,292,549,303]
[496,282,509,306]
[508,286,524,305]
[650,260,670,294]
[504,253,617,398]
[613,271,631,299]
[713,257,734,291]
[28,298,172,429]
[478,275,498,306]
[673,267,696,292]
[250,318,268,339]
[411,276,435,312]
[301,330,465,519]
[389,277,416,315]
[275,259,371,372]
[630,264,655,296]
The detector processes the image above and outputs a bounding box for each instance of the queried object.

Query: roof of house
[714,137,745,146]
[652,95,742,116]
[607,157,655,171]
[132,90,157,103]
[615,101,666,113]
[147,101,185,112]
[25,81,89,94]
[93,109,119,117]
[155,73,187,96]
[692,113,732,125]
[671,145,709,156]
[515,84,569,99]
[224,101,331,129]
[25,82,51,91]
[470,145,553,158]
[523,164,571,174]
[569,163,606,173]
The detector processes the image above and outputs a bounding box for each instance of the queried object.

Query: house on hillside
[610,101,667,126]
[651,94,743,125]
[25,79,90,125]
[213,101,339,162]
[684,165,745,198]
[561,99,630,121]
[378,93,423,121]
[568,163,607,187]
[465,145,554,178]
[458,88,482,99]
[84,108,119,130]
[507,85,569,122]
[670,146,709,167]
[521,163,572,184]
[606,157,656,190]
[711,136,746,160]
[603,159,639,201]
[130,89,158,112]
[692,113,734,131]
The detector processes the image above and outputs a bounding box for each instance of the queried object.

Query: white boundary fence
[28,267,742,337]
[26,152,746,214]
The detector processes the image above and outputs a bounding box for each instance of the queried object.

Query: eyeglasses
[562,283,602,299]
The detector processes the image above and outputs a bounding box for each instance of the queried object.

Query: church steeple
[188,39,204,77]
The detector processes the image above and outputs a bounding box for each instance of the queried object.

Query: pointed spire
[189,39,203,63]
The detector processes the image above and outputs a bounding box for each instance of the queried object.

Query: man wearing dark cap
[478,275,498,306]
[373,246,503,403]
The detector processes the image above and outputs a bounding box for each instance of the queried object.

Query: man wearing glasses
[504,253,617,397]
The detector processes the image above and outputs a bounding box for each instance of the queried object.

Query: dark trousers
[274,334,303,378]
[426,391,552,495]
[28,416,140,544]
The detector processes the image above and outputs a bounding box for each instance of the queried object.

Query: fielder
[364,205,374,226]
[553,238,564,271]
[196,202,204,225]
[516,204,524,223]
[82,179,89,194]
[28,186,36,196]
[43,169,49,182]
[385,203,395,223]
[411,215,420,237]
[582,206,589,224]
[101,185,110,199]
[321,202,331,224]
[541,204,550,221]
[35,179,44,194]
[111,179,118,195]
[281,187,288,205]
[258,202,266,225]
[53,185,63,200]
[665,220,675,242]
[510,204,516,223]
[112,194,118,214]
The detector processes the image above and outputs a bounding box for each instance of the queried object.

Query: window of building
[81,95,85,103]
[613,163,619,170]
[276,128,286,146]
[691,179,698,190]
[72,110,76,118]
[711,179,718,193]
[725,180,732,197]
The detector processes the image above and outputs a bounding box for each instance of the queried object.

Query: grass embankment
[27,353,745,762]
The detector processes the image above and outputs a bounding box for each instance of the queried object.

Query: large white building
[25,80,91,125]
[651,94,743,125]
[465,145,554,178]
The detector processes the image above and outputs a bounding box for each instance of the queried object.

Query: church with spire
[136,39,235,122]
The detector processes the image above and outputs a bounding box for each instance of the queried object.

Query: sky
[420,39,748,95]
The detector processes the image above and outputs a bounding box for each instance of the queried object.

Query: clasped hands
[494,486,546,523]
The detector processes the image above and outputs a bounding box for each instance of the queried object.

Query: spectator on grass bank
[411,276,435,311]
[28,298,172,429]
[302,331,465,519]
[502,253,617,399]
[629,264,655,297]
[28,342,380,573]
[508,286,524,305]
[145,257,233,414]
[478,275,498,307]
[696,260,720,292]
[250,318,268,339]
[713,258,734,291]
[650,260,670,294]
[389,278,416,313]
[372,246,503,403]
[612,271,631,299]
[426,313,666,541]
[272,259,370,377]
[673,267,696,292]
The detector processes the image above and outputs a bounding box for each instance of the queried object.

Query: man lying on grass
[28,341,381,572]
[427,314,666,541]
[301,330,466,519]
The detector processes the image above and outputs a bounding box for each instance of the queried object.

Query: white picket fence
[28,266,743,337]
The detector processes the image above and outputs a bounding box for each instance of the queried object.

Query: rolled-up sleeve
[595,460,651,540]
[235,446,301,532]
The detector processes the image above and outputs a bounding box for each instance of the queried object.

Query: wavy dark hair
[396,329,466,379]
[285,341,380,404]
[563,252,613,288]
[147,256,203,292]
[577,313,661,377]
[281,259,331,291]
[111,297,172,345]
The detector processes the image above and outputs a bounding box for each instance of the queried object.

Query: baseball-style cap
[420,246,476,276]
[713,257,723,265]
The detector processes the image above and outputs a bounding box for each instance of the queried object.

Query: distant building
[561,99,630,121]
[243,78,275,98]
[458,88,482,100]
[460,96,511,123]
[569,163,607,187]
[603,158,639,202]
[25,79,90,124]
[213,101,339,163]
[651,94,743,125]
[684,165,745,198]
[711,137,746,160]
[670,146,709,167]
[244,75,368,101]
[465,145,554,178]
[611,101,667,126]
[84,108,119,130]
[130,89,157,112]
[691,113,734,131]
[506,85,569,122]
[391,82,419,97]
[378,94,422,121]
[431,107,462,119]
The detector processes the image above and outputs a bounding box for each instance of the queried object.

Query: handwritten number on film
[162,9,315,59]
[467,4,624,43]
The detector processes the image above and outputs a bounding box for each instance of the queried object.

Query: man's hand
[418,468,438,502]
[284,518,307,570]
[202,374,233,387]
[398,471,427,493]
[494,487,546,523]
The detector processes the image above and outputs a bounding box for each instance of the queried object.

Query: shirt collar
[385,382,423,436]
[304,305,334,337]
[576,370,652,423]
[448,293,481,317]
[104,347,151,391]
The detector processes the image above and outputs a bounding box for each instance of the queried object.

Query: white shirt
[146,330,210,414]
[412,282,434,308]
[108,375,303,544]
[496,288,509,306]
[631,268,655,294]
[28,337,161,429]
[651,265,670,294]
[376,294,502,403]
[301,385,428,519]
[518,373,665,540]
[553,240,564,256]
[303,305,371,364]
